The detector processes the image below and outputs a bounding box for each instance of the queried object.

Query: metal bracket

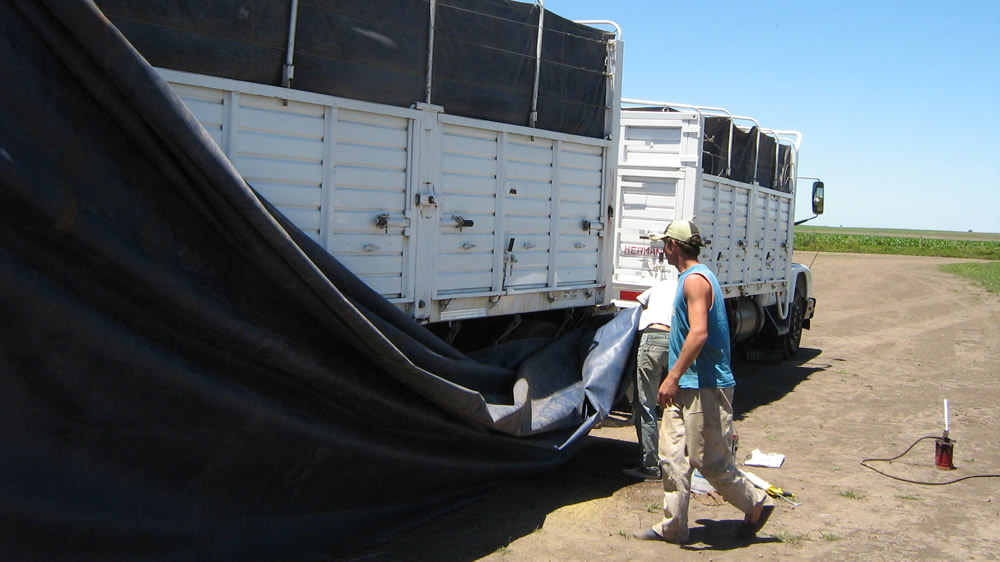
[415,182,439,219]
[501,237,516,290]
[582,218,605,234]
[448,215,474,231]
[375,213,410,233]
[416,182,439,218]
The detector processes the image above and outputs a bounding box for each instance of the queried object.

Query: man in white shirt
[622,276,677,480]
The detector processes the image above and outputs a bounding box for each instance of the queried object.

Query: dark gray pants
[634,330,669,469]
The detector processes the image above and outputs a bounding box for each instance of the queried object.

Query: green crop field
[796,225,1000,243]
[794,226,1000,295]
[795,228,1000,260]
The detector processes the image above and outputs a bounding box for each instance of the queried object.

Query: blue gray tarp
[0,0,637,558]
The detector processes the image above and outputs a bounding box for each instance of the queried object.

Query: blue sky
[543,0,1000,233]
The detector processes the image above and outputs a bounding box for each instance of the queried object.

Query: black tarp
[702,115,731,177]
[93,0,615,138]
[729,124,758,185]
[757,131,777,190]
[0,1,637,558]
[702,117,788,191]
[775,143,794,193]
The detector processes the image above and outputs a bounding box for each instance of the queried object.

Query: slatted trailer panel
[169,78,414,300]
[163,70,616,323]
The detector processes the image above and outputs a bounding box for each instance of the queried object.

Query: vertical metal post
[547,139,561,287]
[726,120,733,177]
[773,135,780,189]
[529,0,544,128]
[282,0,299,89]
[753,127,760,185]
[425,0,437,104]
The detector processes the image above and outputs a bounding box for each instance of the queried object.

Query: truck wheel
[782,299,804,359]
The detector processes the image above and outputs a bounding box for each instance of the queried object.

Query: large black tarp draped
[0,1,636,558]
[93,0,615,138]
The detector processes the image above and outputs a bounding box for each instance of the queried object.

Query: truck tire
[782,298,805,359]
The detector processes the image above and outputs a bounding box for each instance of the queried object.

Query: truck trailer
[96,0,625,348]
[99,0,823,355]
[611,101,825,359]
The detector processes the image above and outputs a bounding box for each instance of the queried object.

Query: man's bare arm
[657,273,712,406]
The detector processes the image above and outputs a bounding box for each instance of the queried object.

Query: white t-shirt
[636,278,678,330]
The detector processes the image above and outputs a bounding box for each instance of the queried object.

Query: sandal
[737,504,774,538]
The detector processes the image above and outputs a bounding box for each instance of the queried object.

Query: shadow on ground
[733,347,827,419]
[680,518,782,550]
[344,350,826,560]
[344,434,640,561]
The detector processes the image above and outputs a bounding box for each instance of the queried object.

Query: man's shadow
[680,519,783,550]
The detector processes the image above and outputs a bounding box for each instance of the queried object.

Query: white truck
[107,0,629,350]
[611,100,825,358]
[113,1,822,355]
[161,65,622,347]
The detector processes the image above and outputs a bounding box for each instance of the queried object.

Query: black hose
[860,435,1000,485]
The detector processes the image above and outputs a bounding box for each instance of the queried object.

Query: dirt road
[353,253,1000,560]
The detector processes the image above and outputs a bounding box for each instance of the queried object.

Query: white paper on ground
[744,448,785,468]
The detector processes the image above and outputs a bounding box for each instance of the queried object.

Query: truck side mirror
[812,181,825,215]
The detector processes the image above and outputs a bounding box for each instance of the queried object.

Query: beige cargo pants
[653,386,766,542]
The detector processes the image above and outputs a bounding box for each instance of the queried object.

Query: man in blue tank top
[633,219,773,544]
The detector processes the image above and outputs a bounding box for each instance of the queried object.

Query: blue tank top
[669,264,735,389]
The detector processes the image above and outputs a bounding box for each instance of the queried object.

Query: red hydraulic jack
[935,399,955,470]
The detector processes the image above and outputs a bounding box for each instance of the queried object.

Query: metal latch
[502,237,517,290]
[416,182,439,208]
[445,215,475,231]
[582,218,605,234]
[416,182,439,219]
[375,213,410,232]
